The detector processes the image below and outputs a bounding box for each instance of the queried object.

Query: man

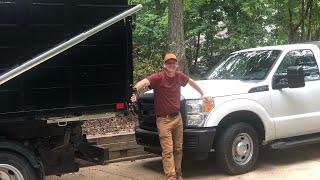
[131,53,211,180]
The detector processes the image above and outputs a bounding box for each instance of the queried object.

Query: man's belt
[157,112,179,119]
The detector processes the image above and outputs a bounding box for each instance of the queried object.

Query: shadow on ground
[141,143,320,179]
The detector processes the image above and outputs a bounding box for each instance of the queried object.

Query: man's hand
[130,78,150,103]
[202,96,212,103]
[131,93,137,103]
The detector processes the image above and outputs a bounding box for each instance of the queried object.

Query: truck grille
[138,94,157,131]
[183,134,198,149]
[137,94,186,131]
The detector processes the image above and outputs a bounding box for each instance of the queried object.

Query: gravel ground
[82,114,137,136]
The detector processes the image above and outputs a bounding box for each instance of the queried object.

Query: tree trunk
[307,0,313,41]
[300,0,305,42]
[193,33,201,67]
[154,0,162,16]
[168,0,189,74]
[316,24,320,40]
[288,0,294,43]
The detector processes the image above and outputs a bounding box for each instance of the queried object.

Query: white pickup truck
[135,41,320,175]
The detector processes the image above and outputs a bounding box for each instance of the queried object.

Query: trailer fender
[0,139,41,169]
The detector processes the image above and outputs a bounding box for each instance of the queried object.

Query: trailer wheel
[0,151,38,180]
[216,122,259,175]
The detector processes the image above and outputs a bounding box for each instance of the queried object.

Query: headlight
[185,99,214,127]
[186,100,203,114]
[187,114,205,126]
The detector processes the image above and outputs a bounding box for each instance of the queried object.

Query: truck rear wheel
[0,151,38,180]
[216,122,259,175]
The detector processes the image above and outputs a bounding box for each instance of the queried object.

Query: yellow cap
[164,53,178,63]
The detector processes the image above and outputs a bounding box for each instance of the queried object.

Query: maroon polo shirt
[147,71,189,116]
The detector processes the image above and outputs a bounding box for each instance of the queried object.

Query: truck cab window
[275,49,320,81]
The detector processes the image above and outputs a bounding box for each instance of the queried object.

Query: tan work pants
[156,113,183,180]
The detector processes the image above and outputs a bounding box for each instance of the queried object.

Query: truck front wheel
[216,122,259,175]
[0,151,38,180]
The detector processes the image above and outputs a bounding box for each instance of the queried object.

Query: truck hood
[144,79,267,99]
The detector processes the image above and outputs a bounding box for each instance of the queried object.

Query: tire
[0,151,38,180]
[216,122,259,175]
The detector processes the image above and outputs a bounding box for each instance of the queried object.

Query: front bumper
[135,127,216,159]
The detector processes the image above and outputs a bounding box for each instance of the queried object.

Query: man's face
[164,59,178,73]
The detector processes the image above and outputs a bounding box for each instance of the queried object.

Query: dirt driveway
[47,144,320,180]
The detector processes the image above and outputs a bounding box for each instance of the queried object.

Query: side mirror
[272,66,305,89]
[287,66,305,88]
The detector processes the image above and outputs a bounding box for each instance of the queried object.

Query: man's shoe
[177,176,183,180]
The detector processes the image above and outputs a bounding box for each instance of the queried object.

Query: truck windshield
[208,50,281,80]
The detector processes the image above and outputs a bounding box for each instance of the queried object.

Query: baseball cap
[164,53,178,63]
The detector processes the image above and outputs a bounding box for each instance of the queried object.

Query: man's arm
[134,78,150,91]
[188,78,212,102]
[131,78,150,102]
[188,78,204,96]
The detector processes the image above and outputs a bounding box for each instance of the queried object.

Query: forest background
[128,0,320,80]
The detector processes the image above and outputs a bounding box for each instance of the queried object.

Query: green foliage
[129,0,168,81]
[129,0,320,81]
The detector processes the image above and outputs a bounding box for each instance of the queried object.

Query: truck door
[271,49,320,139]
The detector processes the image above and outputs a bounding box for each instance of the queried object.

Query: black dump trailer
[0,1,140,179]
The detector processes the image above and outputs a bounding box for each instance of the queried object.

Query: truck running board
[271,133,320,149]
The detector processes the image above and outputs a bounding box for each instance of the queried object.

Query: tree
[129,0,320,80]
[129,0,168,81]
[168,0,188,74]
[271,0,320,43]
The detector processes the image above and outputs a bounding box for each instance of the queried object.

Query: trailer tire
[0,151,38,180]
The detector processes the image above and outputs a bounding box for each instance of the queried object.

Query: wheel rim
[0,164,24,180]
[232,133,254,165]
